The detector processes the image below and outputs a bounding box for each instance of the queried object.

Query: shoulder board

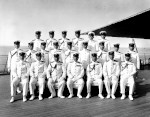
[77,62,82,64]
[113,60,118,62]
[24,61,29,64]
[57,49,62,51]
[45,50,49,53]
[66,38,70,40]
[79,38,84,41]
[25,50,29,53]
[45,39,49,42]
[33,50,37,53]
[40,39,44,41]
[87,49,91,51]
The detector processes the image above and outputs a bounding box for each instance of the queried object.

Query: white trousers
[120,76,135,95]
[87,78,103,94]
[67,78,84,95]
[11,76,29,97]
[29,77,45,95]
[104,76,118,95]
[47,79,65,96]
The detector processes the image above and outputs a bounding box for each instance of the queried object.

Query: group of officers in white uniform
[7,30,140,103]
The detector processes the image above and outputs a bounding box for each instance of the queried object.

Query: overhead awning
[82,9,150,39]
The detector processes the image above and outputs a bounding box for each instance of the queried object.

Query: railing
[0,55,9,75]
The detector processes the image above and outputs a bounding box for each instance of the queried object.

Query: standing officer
[79,41,91,71]
[128,43,140,70]
[72,30,84,51]
[96,31,111,52]
[65,41,76,67]
[67,53,85,99]
[120,53,136,101]
[49,41,65,63]
[58,31,71,52]
[29,52,47,101]
[113,43,124,63]
[46,31,57,51]
[32,31,44,51]
[10,52,29,103]
[47,53,66,99]
[87,32,97,52]
[25,42,37,66]
[40,42,49,67]
[97,41,108,66]
[86,53,104,99]
[7,41,22,93]
[103,51,120,99]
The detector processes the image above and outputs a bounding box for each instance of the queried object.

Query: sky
[0,0,150,48]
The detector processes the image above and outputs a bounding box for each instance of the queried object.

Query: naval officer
[47,53,66,99]
[64,41,76,67]
[32,31,44,51]
[67,53,85,99]
[103,51,120,99]
[96,31,111,52]
[58,31,71,52]
[45,31,57,51]
[25,42,37,66]
[10,52,30,103]
[72,30,84,51]
[7,41,22,93]
[29,52,47,101]
[86,53,104,99]
[120,53,136,101]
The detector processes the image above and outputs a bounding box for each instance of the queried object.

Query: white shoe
[39,95,43,101]
[68,94,73,98]
[23,97,27,102]
[86,93,91,99]
[77,94,82,99]
[98,94,104,99]
[59,95,65,99]
[49,94,56,99]
[29,95,35,101]
[111,94,116,99]
[121,94,126,100]
[106,94,111,99]
[10,97,15,103]
[129,95,134,101]
[17,88,21,94]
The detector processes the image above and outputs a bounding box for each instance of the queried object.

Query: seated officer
[67,53,85,99]
[103,51,120,99]
[65,41,76,67]
[10,52,30,103]
[29,52,47,101]
[47,53,66,99]
[120,53,136,101]
[86,53,104,99]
